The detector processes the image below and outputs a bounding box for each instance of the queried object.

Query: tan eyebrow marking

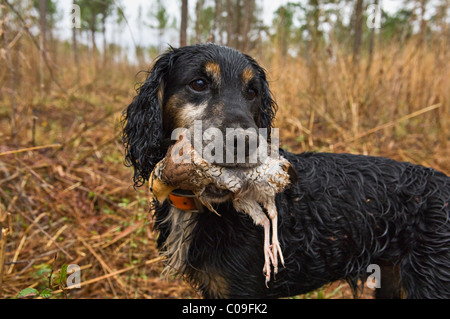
[241,67,255,85]
[204,61,221,86]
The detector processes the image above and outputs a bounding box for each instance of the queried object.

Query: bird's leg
[262,216,274,287]
[233,199,274,287]
[264,199,285,275]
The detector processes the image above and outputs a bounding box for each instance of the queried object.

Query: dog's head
[122,44,278,188]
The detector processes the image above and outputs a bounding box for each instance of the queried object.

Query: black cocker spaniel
[122,43,450,299]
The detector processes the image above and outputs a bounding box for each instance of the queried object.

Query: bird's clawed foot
[262,217,274,288]
[270,213,285,275]
[263,244,274,288]
[271,239,285,275]
[262,216,285,287]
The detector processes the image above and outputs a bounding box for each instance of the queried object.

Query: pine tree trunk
[234,0,243,50]
[353,0,364,66]
[366,0,379,74]
[213,0,222,43]
[102,14,107,68]
[91,11,96,54]
[91,10,97,70]
[72,1,79,66]
[195,0,203,43]
[180,0,188,46]
[39,0,47,96]
[226,0,233,46]
[241,0,254,52]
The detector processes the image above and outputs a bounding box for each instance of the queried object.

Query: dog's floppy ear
[122,50,173,187]
[244,54,277,133]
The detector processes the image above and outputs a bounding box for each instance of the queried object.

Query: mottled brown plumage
[150,139,294,285]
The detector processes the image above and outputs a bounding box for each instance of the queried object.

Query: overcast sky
[55,0,405,52]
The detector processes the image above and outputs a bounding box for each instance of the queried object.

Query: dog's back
[278,151,450,298]
[154,151,450,298]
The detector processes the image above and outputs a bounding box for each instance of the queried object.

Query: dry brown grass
[0,32,448,299]
[267,39,449,174]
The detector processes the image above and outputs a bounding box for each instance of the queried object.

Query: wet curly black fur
[122,44,276,187]
[123,43,450,299]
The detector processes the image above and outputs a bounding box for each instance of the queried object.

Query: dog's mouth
[202,184,232,202]
[213,162,259,168]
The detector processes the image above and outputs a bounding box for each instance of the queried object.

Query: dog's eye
[189,79,208,92]
[246,88,257,100]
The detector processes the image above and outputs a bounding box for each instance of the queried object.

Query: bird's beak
[149,170,177,203]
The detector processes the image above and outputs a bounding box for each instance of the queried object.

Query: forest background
[0,0,448,298]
